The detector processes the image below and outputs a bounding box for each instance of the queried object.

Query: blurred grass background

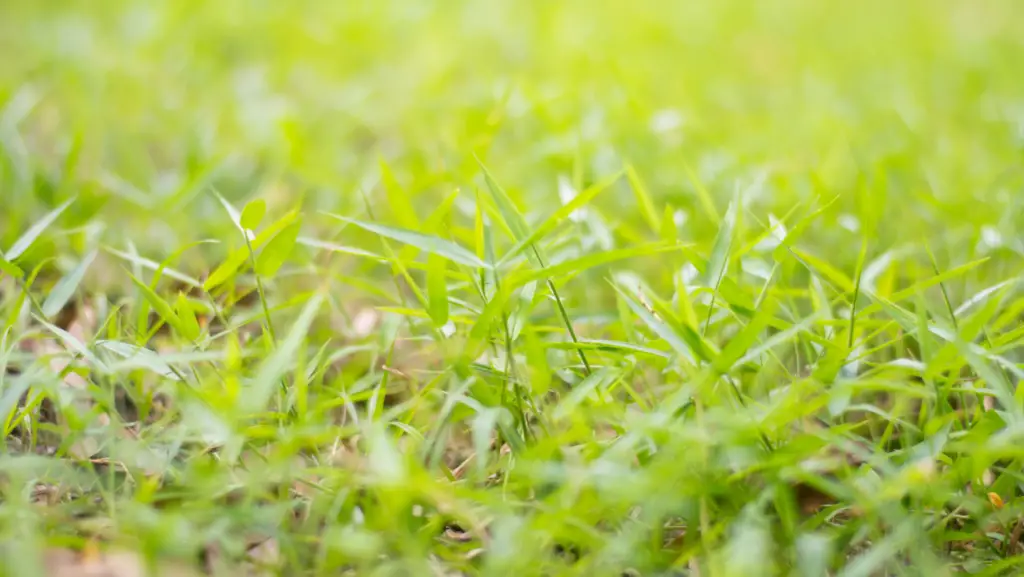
[4,1,1024,575]
[4,0,1023,264]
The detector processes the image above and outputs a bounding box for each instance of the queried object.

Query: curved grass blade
[324,214,488,270]
[42,249,97,318]
[6,196,76,260]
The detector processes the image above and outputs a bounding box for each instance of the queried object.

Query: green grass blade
[614,283,696,364]
[243,292,323,414]
[476,158,531,242]
[498,171,622,265]
[426,253,449,327]
[624,164,661,234]
[325,214,488,270]
[379,157,420,229]
[6,196,76,260]
[0,254,24,278]
[239,198,267,231]
[704,197,738,288]
[129,273,185,339]
[41,249,96,318]
[204,209,300,291]
[714,298,776,373]
[255,221,301,277]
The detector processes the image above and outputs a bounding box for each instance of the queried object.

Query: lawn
[3,0,1024,575]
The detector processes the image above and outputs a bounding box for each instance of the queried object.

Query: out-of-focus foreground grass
[3,1,1024,575]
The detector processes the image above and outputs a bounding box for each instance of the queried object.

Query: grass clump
[3,1,1024,575]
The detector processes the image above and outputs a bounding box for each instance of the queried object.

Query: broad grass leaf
[239,198,266,231]
[42,250,97,318]
[723,505,772,575]
[256,222,300,277]
[465,244,682,358]
[466,285,512,358]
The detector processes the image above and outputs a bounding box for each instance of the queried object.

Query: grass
[3,0,1024,575]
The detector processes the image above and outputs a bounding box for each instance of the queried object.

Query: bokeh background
[3,0,1023,273]
[5,1,1024,575]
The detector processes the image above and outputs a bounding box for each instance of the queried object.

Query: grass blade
[41,249,96,318]
[243,292,323,413]
[0,254,24,278]
[6,196,76,260]
[255,221,300,277]
[129,273,185,339]
[426,253,449,327]
[239,198,267,231]
[204,209,300,291]
[325,214,488,270]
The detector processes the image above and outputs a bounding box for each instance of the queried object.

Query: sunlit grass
[3,1,1024,575]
